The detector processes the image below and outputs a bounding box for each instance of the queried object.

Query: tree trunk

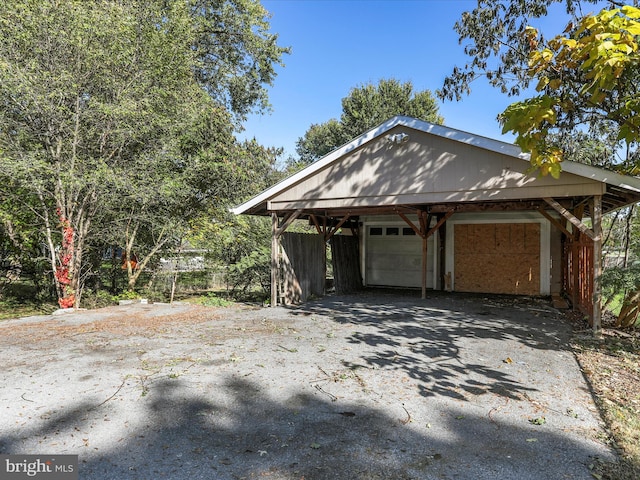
[616,288,640,328]
[623,206,634,268]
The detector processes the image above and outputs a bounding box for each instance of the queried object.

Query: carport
[233,116,640,332]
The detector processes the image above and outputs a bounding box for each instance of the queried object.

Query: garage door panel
[366,227,434,288]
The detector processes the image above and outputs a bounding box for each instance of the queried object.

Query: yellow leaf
[549,162,562,179]
[536,76,550,92]
[625,22,640,35]
[540,164,550,176]
[622,5,640,19]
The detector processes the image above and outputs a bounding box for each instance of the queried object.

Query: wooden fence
[280,232,325,304]
[564,232,594,323]
[330,235,362,294]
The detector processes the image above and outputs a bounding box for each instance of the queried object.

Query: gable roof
[233,115,640,216]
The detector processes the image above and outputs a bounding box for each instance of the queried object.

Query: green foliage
[194,292,235,307]
[226,247,271,295]
[80,289,119,310]
[340,78,444,141]
[499,5,640,175]
[602,264,640,307]
[440,0,601,101]
[188,0,290,123]
[0,0,288,302]
[293,78,444,166]
[295,120,345,166]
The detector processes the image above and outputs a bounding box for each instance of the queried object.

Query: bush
[602,264,640,327]
[226,247,270,295]
[79,289,118,309]
[194,292,234,307]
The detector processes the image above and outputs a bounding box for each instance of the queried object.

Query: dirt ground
[0,291,618,479]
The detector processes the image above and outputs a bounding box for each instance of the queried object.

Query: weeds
[194,292,235,308]
[573,332,640,480]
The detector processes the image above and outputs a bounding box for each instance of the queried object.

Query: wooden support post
[271,212,279,307]
[422,237,427,299]
[398,210,453,299]
[269,209,304,306]
[572,235,579,312]
[592,195,603,335]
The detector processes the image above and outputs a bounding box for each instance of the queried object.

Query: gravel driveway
[0,291,615,479]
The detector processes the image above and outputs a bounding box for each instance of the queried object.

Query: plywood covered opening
[454,223,541,295]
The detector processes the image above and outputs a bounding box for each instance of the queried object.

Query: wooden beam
[398,212,423,238]
[543,197,595,241]
[592,195,603,335]
[537,207,572,237]
[322,206,416,217]
[271,213,279,308]
[276,209,303,237]
[425,211,454,238]
[419,210,453,298]
[572,236,579,311]
[418,210,427,233]
[422,236,428,299]
[418,210,428,299]
[428,200,566,213]
[309,214,322,235]
[325,214,350,241]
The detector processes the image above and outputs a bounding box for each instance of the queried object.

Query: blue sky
[240,0,604,161]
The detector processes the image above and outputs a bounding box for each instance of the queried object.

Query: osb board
[454,223,540,295]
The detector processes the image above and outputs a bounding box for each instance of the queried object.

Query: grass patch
[0,299,57,321]
[572,332,640,479]
[604,293,624,317]
[191,292,235,308]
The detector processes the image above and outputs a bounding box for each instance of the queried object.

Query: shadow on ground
[0,290,612,479]
[293,290,572,401]
[0,375,607,480]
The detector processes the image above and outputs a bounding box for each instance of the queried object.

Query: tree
[486,4,640,327]
[294,120,344,166]
[439,0,603,102]
[500,5,640,176]
[0,0,288,307]
[187,139,282,296]
[294,79,444,165]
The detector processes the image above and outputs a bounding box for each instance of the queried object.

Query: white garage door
[365,225,435,288]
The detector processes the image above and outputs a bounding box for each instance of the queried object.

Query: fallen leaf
[310,443,321,449]
[528,416,546,425]
[504,357,513,364]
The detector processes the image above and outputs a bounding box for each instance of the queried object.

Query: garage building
[233,116,640,332]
